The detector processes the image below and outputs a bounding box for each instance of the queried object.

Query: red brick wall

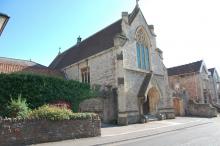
[168,73,202,101]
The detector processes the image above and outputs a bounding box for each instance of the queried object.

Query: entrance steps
[144,114,159,122]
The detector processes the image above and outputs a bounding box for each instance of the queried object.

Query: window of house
[81,67,90,84]
[136,26,150,70]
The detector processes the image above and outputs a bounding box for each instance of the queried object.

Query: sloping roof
[167,60,203,76]
[0,57,63,77]
[137,73,152,97]
[208,68,215,77]
[0,57,47,68]
[49,6,141,70]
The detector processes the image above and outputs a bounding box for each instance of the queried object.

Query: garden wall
[188,100,217,118]
[0,117,101,146]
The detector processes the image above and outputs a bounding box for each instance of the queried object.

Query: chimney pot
[77,36,82,44]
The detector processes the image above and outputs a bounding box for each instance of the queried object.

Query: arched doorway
[142,87,160,115]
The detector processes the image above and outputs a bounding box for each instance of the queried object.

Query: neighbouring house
[50,5,174,125]
[168,60,217,117]
[208,68,220,104]
[0,57,62,77]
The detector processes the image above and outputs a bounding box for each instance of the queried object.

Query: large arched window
[136,26,150,70]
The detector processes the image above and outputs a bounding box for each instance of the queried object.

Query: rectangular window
[81,67,90,84]
[136,43,150,70]
[145,47,150,70]
[141,45,146,69]
[136,43,141,68]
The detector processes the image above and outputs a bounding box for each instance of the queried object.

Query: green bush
[7,95,29,118]
[28,105,73,120]
[0,73,97,116]
[28,105,98,120]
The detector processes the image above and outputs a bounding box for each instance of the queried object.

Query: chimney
[149,25,156,36]
[122,12,129,24]
[77,36,82,45]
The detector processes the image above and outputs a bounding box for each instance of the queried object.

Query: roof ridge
[168,60,203,69]
[59,19,122,56]
[0,56,46,68]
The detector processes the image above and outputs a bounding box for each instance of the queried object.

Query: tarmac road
[34,117,218,146]
[110,117,220,146]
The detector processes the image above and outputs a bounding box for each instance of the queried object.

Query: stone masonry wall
[119,9,173,124]
[0,118,101,146]
[188,100,217,118]
[64,49,116,86]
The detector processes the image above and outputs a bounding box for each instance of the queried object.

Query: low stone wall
[188,100,217,118]
[211,103,220,113]
[0,117,101,146]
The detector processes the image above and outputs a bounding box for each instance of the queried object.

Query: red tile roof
[0,57,63,77]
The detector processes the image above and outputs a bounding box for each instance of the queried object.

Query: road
[110,118,220,146]
[34,117,220,146]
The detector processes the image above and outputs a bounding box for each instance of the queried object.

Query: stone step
[144,114,159,122]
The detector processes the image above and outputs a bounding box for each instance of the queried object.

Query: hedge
[28,105,98,120]
[0,73,97,116]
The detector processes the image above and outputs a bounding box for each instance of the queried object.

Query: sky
[0,0,220,72]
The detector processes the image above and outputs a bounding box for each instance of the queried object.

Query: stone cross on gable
[136,0,139,5]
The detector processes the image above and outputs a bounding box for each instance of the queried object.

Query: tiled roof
[167,60,203,76]
[49,19,122,70]
[49,6,141,70]
[0,57,63,77]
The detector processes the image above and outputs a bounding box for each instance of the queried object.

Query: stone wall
[0,118,101,146]
[64,49,116,86]
[79,88,118,123]
[188,100,217,118]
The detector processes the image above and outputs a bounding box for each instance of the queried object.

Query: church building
[50,4,174,125]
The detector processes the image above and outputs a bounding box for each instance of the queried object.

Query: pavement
[33,117,213,146]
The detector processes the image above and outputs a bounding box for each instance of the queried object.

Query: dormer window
[136,26,150,70]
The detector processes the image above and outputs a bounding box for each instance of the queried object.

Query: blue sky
[1,0,220,72]
[0,0,135,66]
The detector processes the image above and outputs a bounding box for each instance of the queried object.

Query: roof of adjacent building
[49,5,141,70]
[0,57,63,77]
[208,68,215,76]
[167,60,203,76]
[0,57,47,68]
